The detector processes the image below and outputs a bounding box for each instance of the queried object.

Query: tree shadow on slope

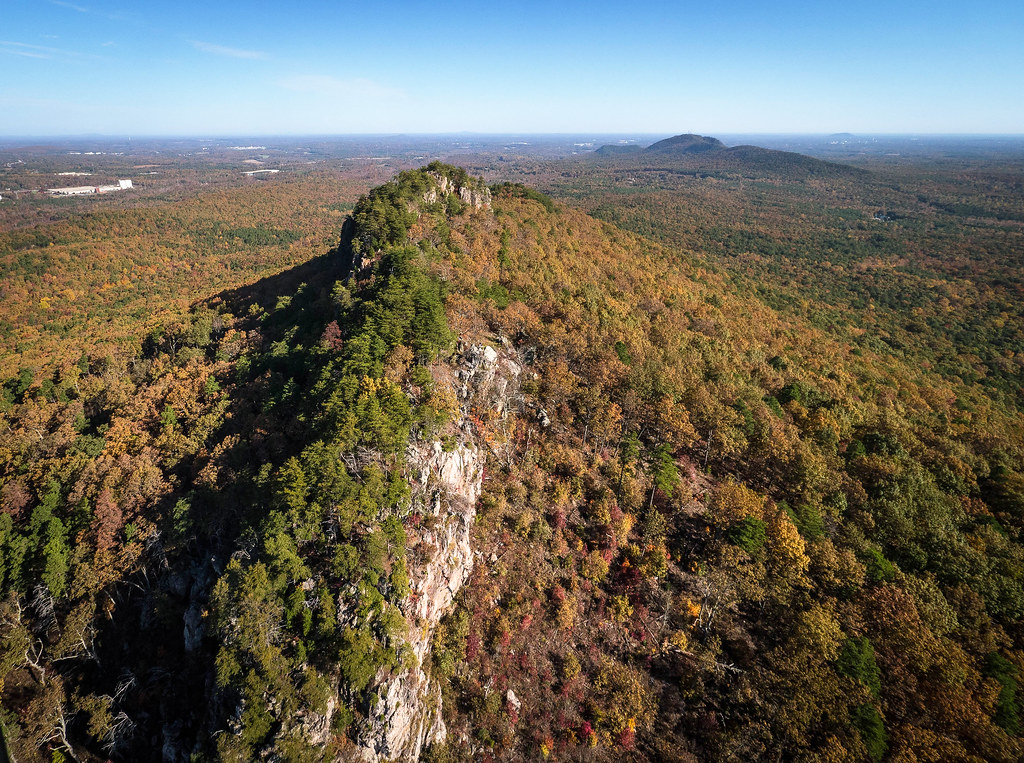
[80,234,358,760]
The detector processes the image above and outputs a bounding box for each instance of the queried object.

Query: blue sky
[2,0,1022,136]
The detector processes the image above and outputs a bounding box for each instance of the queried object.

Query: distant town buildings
[242,169,280,176]
[47,179,133,196]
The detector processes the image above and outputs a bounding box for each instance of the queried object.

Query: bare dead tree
[40,700,79,762]
[2,597,47,685]
[114,672,137,701]
[104,711,136,755]
[24,637,47,686]
[29,584,56,630]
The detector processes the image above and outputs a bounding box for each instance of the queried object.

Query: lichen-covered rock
[353,441,481,761]
[300,695,337,748]
[351,346,522,761]
[423,172,491,210]
[457,184,490,210]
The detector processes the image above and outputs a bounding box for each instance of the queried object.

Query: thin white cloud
[3,48,49,59]
[48,0,88,11]
[2,41,56,55]
[278,74,405,99]
[0,40,101,60]
[191,40,266,60]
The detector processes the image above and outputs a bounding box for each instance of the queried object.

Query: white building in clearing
[48,185,97,196]
[98,179,133,192]
[48,179,133,196]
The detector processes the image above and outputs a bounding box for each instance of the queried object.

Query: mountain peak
[643,133,726,154]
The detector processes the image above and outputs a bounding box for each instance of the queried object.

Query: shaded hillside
[0,164,492,761]
[593,144,643,156]
[2,164,1023,763]
[714,143,865,178]
[0,165,402,379]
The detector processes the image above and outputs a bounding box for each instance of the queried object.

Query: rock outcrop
[355,441,481,761]
[423,172,491,210]
[345,171,491,281]
[353,344,517,761]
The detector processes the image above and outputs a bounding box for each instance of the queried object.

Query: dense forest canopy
[1,149,1023,762]
[479,141,1024,413]
[0,166,399,378]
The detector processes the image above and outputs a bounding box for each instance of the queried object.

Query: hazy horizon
[4,132,1024,141]
[4,0,1023,136]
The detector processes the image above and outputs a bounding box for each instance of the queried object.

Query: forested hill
[643,134,726,154]
[2,163,1023,762]
[592,133,863,179]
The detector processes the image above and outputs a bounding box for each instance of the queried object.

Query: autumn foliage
[2,157,1023,763]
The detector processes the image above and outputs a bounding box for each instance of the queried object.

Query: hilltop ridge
[643,133,727,154]
[592,132,863,178]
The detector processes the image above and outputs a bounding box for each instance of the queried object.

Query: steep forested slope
[427,178,1024,763]
[2,163,1023,763]
[521,149,1024,412]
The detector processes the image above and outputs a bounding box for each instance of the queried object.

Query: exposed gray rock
[423,172,491,210]
[300,694,336,748]
[161,720,184,763]
[349,345,520,762]
[352,441,480,761]
[458,184,490,210]
[183,562,217,654]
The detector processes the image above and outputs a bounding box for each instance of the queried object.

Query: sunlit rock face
[354,343,518,761]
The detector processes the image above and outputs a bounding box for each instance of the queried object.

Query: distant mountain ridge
[643,133,726,154]
[593,144,643,156]
[592,132,863,178]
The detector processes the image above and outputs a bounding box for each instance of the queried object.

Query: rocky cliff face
[423,172,492,210]
[351,344,517,761]
[354,440,481,761]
